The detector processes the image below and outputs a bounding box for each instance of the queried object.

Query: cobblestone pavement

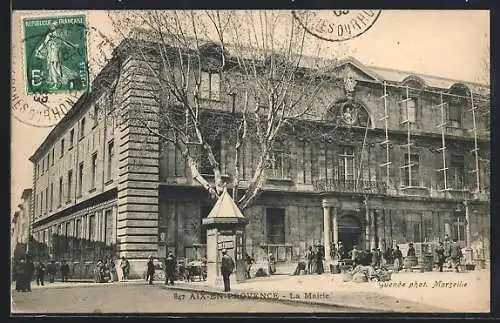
[11,282,356,314]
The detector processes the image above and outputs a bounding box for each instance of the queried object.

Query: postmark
[292,10,382,42]
[11,13,90,128]
[24,14,88,94]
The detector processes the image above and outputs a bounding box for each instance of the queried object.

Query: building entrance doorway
[338,215,363,256]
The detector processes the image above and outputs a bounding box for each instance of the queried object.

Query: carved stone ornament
[341,102,358,125]
[343,75,357,99]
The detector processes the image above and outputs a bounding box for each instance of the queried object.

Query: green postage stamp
[23,14,88,95]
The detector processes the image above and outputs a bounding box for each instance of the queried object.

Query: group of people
[94,256,131,283]
[13,254,70,291]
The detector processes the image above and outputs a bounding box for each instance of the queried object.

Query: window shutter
[211,73,221,101]
[200,72,210,99]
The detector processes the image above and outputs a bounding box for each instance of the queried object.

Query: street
[11,282,359,313]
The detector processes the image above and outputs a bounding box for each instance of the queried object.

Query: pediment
[333,58,381,82]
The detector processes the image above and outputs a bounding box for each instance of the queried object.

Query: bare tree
[101,10,341,210]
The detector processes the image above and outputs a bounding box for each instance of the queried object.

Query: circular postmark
[292,10,382,42]
[11,13,90,128]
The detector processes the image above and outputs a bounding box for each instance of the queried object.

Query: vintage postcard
[10,9,491,314]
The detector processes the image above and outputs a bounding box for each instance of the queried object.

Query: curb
[156,283,387,312]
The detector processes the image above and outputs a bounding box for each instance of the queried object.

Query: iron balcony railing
[313,179,388,195]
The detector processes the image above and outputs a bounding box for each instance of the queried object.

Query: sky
[10,10,490,212]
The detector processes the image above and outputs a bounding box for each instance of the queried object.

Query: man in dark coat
[220,249,235,292]
[245,253,255,279]
[407,243,416,257]
[393,245,403,270]
[434,241,446,272]
[315,244,324,274]
[61,259,70,282]
[47,260,56,283]
[164,253,176,286]
[449,238,463,273]
[24,255,35,292]
[14,259,26,292]
[36,261,46,286]
[306,246,315,275]
[146,255,155,285]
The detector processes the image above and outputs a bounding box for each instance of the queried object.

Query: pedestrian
[315,244,324,274]
[164,252,176,286]
[245,252,255,279]
[337,241,345,260]
[220,249,235,292]
[306,246,315,275]
[95,259,103,283]
[24,255,35,292]
[268,252,276,275]
[407,242,416,257]
[120,256,130,281]
[351,245,359,267]
[47,260,56,283]
[384,247,394,265]
[371,248,381,268]
[146,255,155,285]
[393,245,403,271]
[449,238,463,273]
[14,258,26,292]
[434,241,446,272]
[36,261,46,286]
[61,259,70,282]
[109,258,117,282]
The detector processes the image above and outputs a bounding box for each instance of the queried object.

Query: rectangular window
[400,97,417,123]
[268,147,291,180]
[449,155,465,189]
[51,148,55,166]
[403,153,420,187]
[200,137,221,175]
[338,146,355,183]
[104,209,113,245]
[93,104,100,127]
[91,153,98,189]
[69,128,75,148]
[200,71,221,101]
[60,139,65,157]
[65,222,70,237]
[67,170,73,202]
[41,159,44,175]
[448,103,462,128]
[407,213,423,243]
[45,188,49,214]
[75,219,81,239]
[89,214,96,241]
[452,216,466,243]
[80,118,86,140]
[266,208,285,244]
[49,183,54,211]
[107,140,114,181]
[78,162,84,196]
[58,177,63,207]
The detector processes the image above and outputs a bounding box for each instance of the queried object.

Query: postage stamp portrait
[23,15,88,95]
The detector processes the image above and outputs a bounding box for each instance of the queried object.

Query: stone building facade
[11,188,32,257]
[28,38,490,277]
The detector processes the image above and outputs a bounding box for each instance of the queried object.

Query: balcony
[313,179,387,195]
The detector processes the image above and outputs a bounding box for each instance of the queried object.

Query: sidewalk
[157,269,490,313]
[11,279,144,291]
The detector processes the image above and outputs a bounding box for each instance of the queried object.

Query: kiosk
[202,188,248,285]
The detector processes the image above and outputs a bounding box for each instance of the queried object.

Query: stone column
[370,210,377,250]
[464,201,473,264]
[322,200,332,261]
[332,207,339,248]
[377,210,385,250]
[364,199,370,250]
